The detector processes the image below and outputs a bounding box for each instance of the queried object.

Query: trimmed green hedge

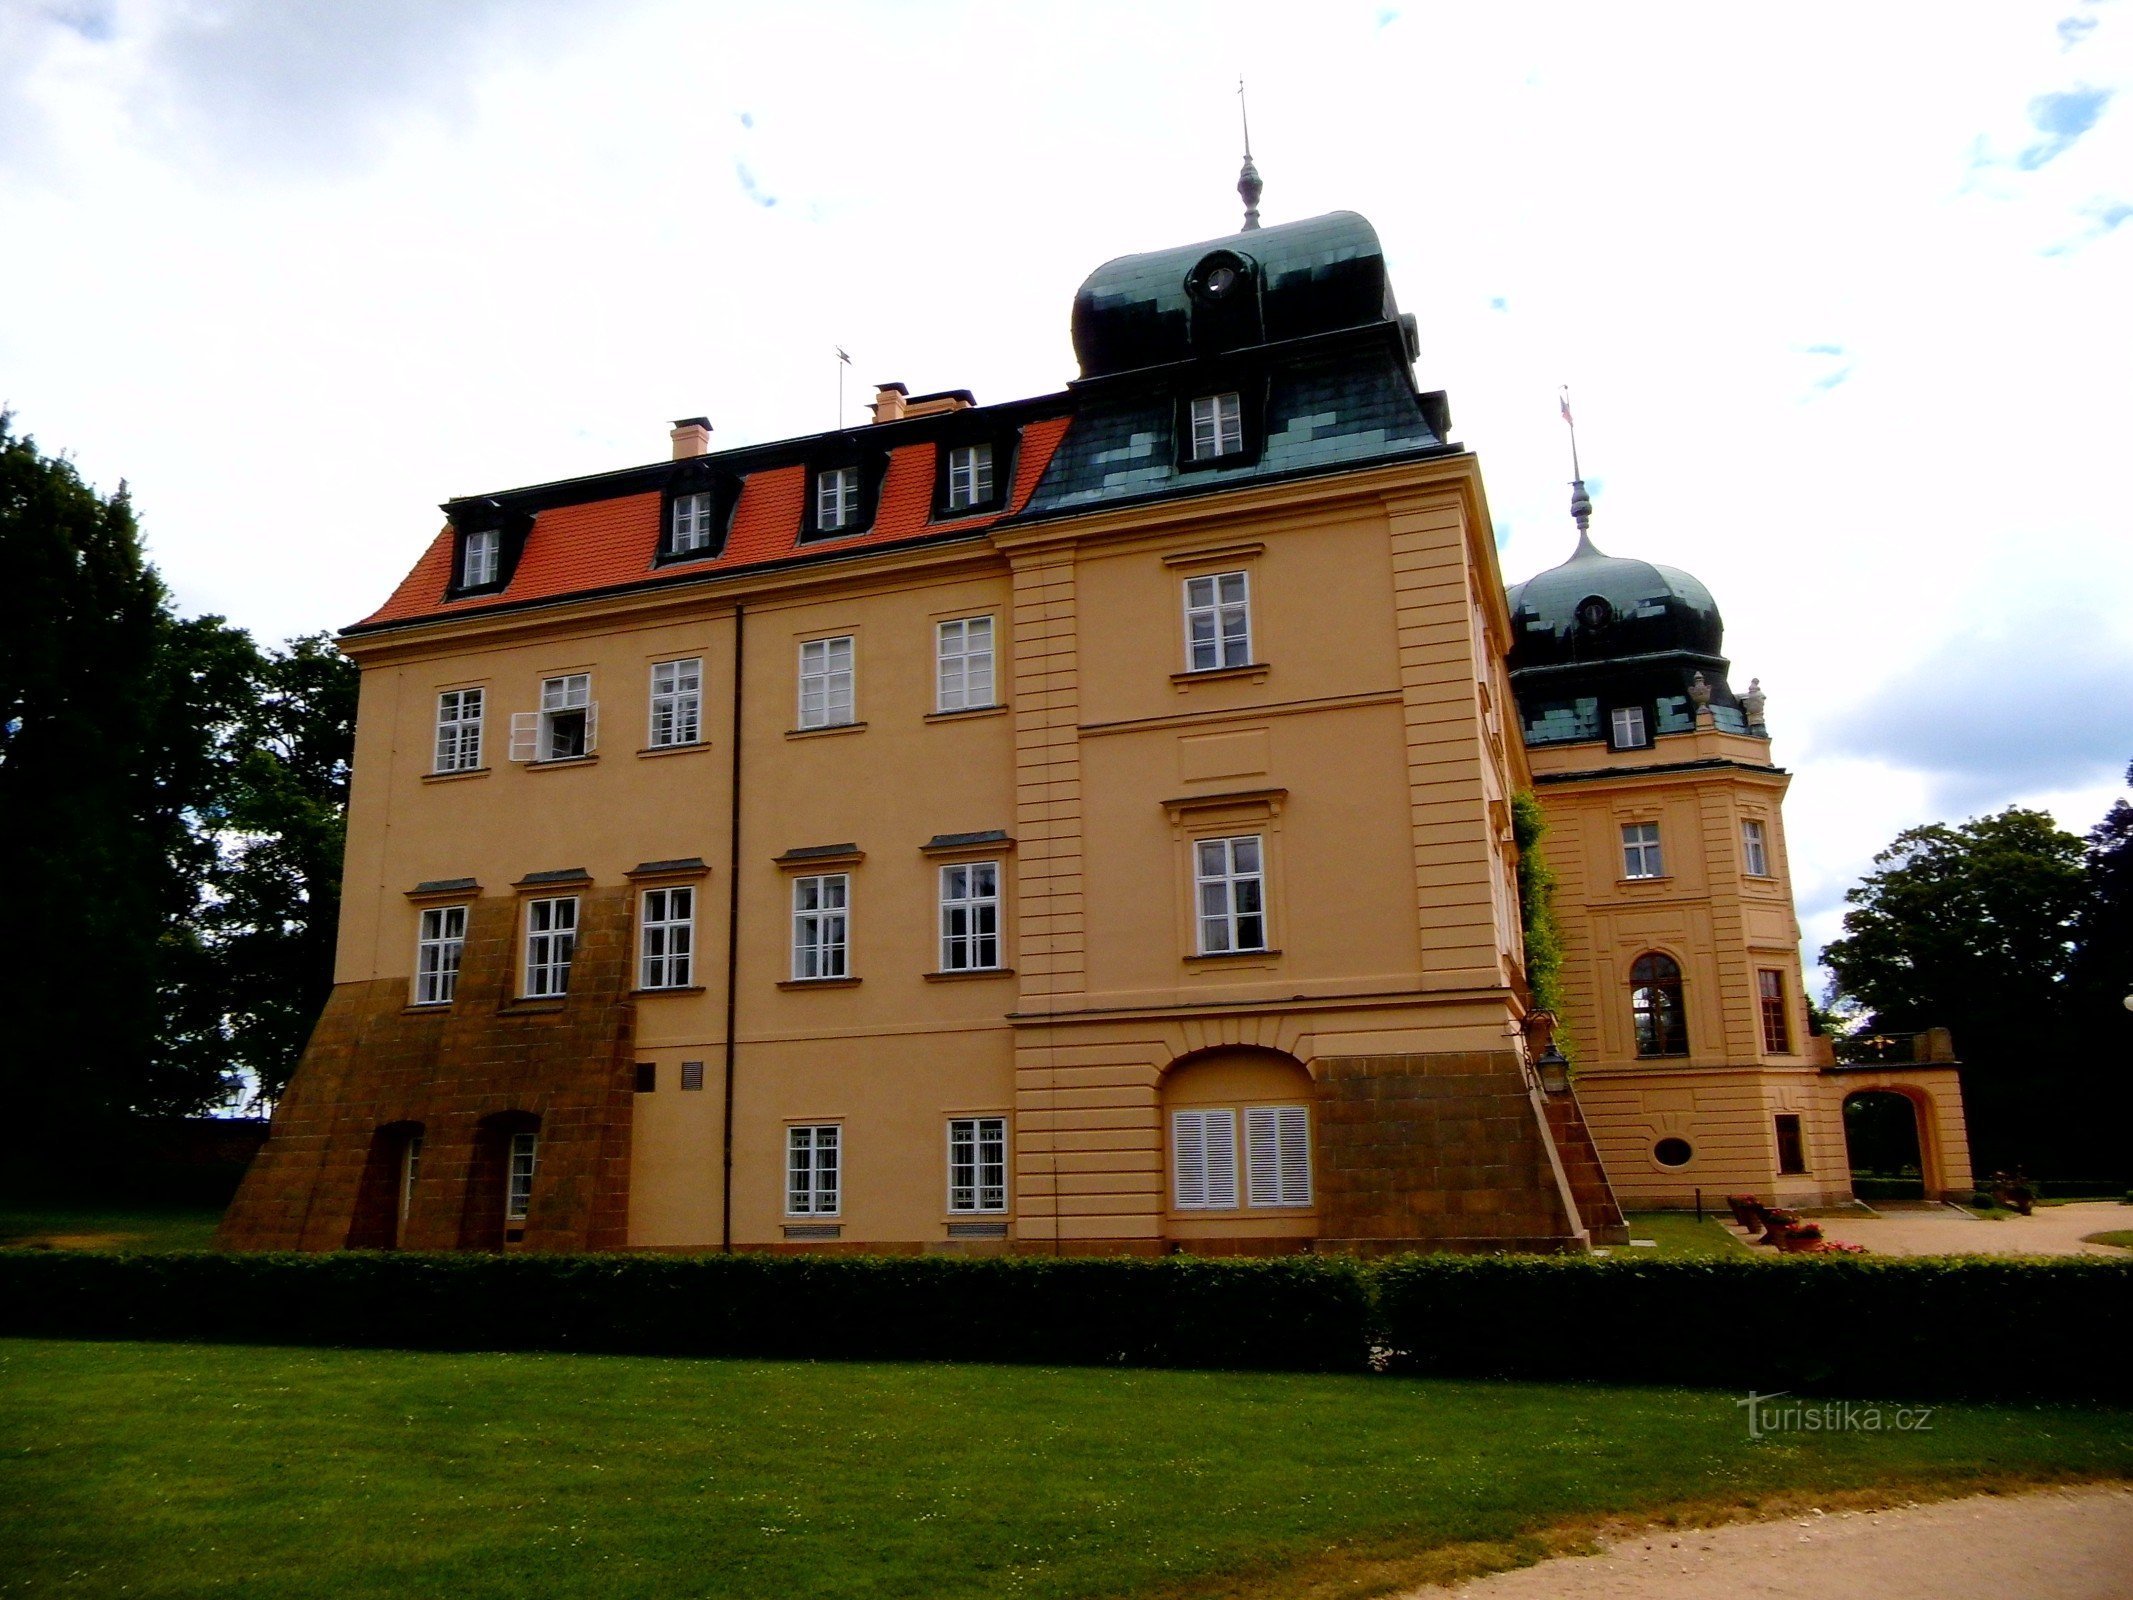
[1378,1255,2133,1401]
[1,1250,2126,1400]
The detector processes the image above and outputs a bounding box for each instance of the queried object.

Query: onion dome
[1506,528,1723,673]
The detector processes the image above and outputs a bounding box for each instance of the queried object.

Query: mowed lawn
[4,1341,2129,1600]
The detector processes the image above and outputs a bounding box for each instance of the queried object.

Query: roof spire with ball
[1560,386,1597,553]
[1236,79,1263,231]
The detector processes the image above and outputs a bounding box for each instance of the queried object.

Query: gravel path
[1406,1484,2133,1599]
[1787,1200,2132,1257]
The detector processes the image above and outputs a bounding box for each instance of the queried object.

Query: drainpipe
[720,603,745,1252]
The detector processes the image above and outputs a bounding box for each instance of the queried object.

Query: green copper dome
[1506,530,1723,671]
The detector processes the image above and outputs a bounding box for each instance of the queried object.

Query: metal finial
[1561,387,1595,548]
[1237,80,1262,231]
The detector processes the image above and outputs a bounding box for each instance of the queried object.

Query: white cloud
[2,0,2128,966]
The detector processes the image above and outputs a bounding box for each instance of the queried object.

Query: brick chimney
[670,417,712,459]
[868,383,908,424]
[902,389,977,420]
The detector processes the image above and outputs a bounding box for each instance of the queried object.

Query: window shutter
[508,711,538,762]
[1245,1107,1281,1207]
[1203,1109,1237,1208]
[1172,1112,1207,1208]
[1276,1105,1311,1206]
[582,700,599,753]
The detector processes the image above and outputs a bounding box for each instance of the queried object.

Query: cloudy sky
[3,0,2128,973]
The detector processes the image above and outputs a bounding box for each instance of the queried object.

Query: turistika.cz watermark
[1738,1391,1935,1439]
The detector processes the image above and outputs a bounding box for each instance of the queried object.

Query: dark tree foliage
[1511,791,1568,1046]
[1823,797,2132,1181]
[0,414,355,1136]
[197,634,357,1107]
[2071,763,2133,1021]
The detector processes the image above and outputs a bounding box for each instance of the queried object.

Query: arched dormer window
[1630,952,1688,1057]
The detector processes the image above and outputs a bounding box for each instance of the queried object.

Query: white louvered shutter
[508,711,539,762]
[1172,1111,1207,1208]
[581,700,599,753]
[1202,1109,1237,1208]
[1276,1105,1311,1205]
[1246,1107,1282,1207]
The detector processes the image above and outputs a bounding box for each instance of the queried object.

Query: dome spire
[1237,79,1263,231]
[1560,386,1597,553]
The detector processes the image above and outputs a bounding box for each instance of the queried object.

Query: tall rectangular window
[648,657,702,747]
[1621,821,1664,879]
[462,528,500,588]
[1183,571,1251,671]
[948,1117,1008,1213]
[1774,1113,1808,1175]
[1195,835,1266,954]
[935,616,995,712]
[670,491,714,554]
[399,1131,423,1229]
[1171,1109,1238,1209]
[523,896,577,997]
[434,688,484,772]
[1758,968,1792,1054]
[786,1124,840,1216]
[815,466,858,531]
[1244,1105,1312,1208]
[1610,705,1649,749]
[1742,818,1770,876]
[945,444,994,510]
[540,673,593,760]
[640,886,694,990]
[506,1130,537,1222]
[1188,393,1244,459]
[797,636,855,728]
[791,873,849,980]
[414,905,467,1005]
[939,861,1001,971]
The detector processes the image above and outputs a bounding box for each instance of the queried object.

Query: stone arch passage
[1843,1089,1926,1201]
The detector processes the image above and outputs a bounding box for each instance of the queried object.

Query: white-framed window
[523,896,578,997]
[786,1124,840,1216]
[791,873,849,980]
[400,1131,423,1227]
[639,886,694,990]
[935,616,995,712]
[506,1130,537,1221]
[1244,1105,1312,1207]
[414,905,467,1005]
[1742,818,1770,876]
[462,527,500,588]
[1183,571,1251,671]
[939,861,1001,972]
[670,490,714,554]
[1172,1108,1239,1209]
[815,466,859,532]
[946,443,994,510]
[1610,705,1649,749]
[797,636,855,729]
[648,657,702,748]
[1195,834,1266,954]
[1189,392,1244,460]
[948,1116,1008,1213]
[434,688,484,772]
[509,673,598,762]
[1621,821,1664,880]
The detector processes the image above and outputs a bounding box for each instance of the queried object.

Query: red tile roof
[356,414,1071,632]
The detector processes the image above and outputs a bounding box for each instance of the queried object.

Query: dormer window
[1610,705,1650,749]
[462,528,500,589]
[816,466,859,532]
[946,444,994,511]
[670,491,714,554]
[1189,393,1244,460]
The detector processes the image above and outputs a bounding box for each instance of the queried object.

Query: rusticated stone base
[1314,1051,1588,1252]
[216,891,636,1253]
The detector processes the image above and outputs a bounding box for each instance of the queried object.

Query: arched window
[1630,952,1688,1057]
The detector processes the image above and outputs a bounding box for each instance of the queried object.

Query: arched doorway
[1160,1048,1317,1247]
[459,1111,541,1250]
[346,1121,424,1249]
[1843,1089,1924,1201]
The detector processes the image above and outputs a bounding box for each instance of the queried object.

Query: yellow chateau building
[221,205,1968,1256]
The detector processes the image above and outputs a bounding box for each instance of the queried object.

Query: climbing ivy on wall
[1511,791,1569,1055]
